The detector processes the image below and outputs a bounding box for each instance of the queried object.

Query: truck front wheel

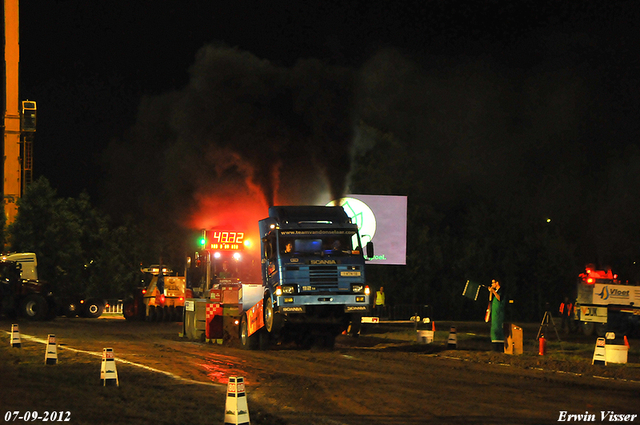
[20,294,48,321]
[264,296,283,334]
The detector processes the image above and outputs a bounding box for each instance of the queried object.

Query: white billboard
[329,195,407,265]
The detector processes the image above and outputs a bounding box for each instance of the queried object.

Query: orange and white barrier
[592,337,606,366]
[224,376,250,425]
[10,324,21,348]
[447,326,457,349]
[100,348,119,386]
[44,334,57,365]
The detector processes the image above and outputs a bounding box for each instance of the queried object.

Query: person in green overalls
[488,279,504,352]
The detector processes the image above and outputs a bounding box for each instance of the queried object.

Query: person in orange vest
[559,296,573,334]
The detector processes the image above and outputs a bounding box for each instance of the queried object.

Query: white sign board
[330,194,407,265]
[592,284,640,306]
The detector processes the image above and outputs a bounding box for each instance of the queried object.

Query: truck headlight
[276,285,297,296]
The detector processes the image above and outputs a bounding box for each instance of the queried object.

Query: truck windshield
[280,234,358,256]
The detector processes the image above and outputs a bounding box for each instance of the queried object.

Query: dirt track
[3,317,640,425]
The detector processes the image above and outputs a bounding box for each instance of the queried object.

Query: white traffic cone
[224,376,250,425]
[592,337,607,366]
[447,326,457,349]
[44,334,57,365]
[100,348,119,386]
[10,324,21,348]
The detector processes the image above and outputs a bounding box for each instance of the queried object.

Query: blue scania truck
[244,205,373,348]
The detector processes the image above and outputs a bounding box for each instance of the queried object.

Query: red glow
[196,352,250,385]
[188,184,269,280]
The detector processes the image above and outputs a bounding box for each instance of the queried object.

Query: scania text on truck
[574,266,640,337]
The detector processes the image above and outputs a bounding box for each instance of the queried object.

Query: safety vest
[559,302,573,315]
[375,291,385,306]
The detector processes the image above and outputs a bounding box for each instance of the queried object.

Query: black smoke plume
[103,45,355,229]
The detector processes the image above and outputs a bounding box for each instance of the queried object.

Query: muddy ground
[1,317,639,425]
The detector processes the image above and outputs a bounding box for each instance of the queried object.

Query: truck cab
[259,206,372,347]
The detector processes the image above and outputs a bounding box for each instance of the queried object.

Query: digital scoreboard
[202,230,245,251]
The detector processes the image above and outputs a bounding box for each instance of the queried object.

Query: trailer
[574,266,640,337]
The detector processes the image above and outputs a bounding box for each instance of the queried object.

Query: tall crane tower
[3,0,35,225]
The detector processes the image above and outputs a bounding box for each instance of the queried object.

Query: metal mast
[3,0,22,224]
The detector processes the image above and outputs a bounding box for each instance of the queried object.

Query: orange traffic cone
[624,335,630,348]
[432,321,436,332]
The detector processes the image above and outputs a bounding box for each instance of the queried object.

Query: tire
[123,300,138,320]
[582,321,595,336]
[83,299,104,318]
[258,329,270,350]
[147,305,156,322]
[240,314,258,350]
[156,306,164,322]
[176,306,184,322]
[349,314,362,337]
[20,294,48,321]
[595,323,607,337]
[264,296,282,334]
[324,333,336,350]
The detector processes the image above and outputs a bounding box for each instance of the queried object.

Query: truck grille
[309,265,338,287]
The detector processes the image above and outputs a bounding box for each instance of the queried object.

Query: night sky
[10,1,640,234]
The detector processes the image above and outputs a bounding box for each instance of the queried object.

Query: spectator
[488,279,505,352]
[375,286,386,317]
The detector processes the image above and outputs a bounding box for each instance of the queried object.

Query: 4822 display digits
[4,411,70,422]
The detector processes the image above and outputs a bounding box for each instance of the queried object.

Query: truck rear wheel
[20,294,48,321]
[240,314,259,350]
[83,299,104,318]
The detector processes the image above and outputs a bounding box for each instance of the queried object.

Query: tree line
[2,177,176,299]
[349,124,640,323]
